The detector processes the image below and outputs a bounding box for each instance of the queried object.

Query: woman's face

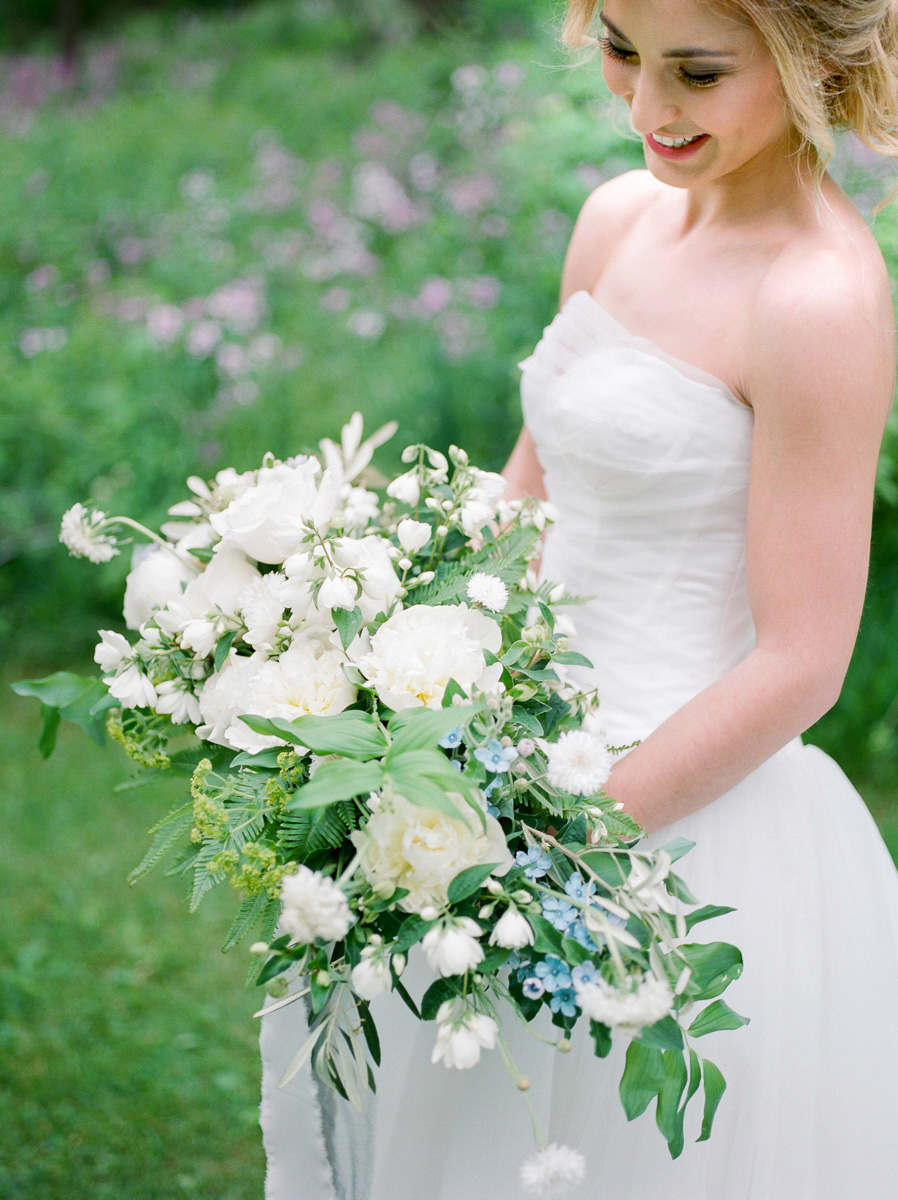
[600,0,794,189]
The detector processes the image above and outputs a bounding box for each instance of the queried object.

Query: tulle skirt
[260,738,898,1199]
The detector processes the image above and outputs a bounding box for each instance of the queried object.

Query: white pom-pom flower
[59,503,119,563]
[421,917,484,977]
[520,1143,586,1198]
[545,730,614,796]
[431,1002,498,1069]
[573,971,674,1037]
[466,572,508,613]
[279,865,353,946]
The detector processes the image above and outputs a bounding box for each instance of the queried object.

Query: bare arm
[605,260,895,833]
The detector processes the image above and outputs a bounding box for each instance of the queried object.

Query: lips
[645,132,710,161]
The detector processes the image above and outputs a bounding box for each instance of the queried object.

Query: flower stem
[102,516,202,573]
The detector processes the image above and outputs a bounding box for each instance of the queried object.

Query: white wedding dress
[260,290,898,1199]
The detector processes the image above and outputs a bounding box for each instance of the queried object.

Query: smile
[652,133,705,147]
[645,132,711,160]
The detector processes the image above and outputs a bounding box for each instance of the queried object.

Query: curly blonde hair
[563,0,898,175]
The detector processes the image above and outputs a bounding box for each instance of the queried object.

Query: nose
[625,70,680,135]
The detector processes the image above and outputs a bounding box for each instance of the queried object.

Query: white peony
[156,549,260,657]
[123,544,196,630]
[422,917,484,977]
[209,458,324,563]
[195,650,266,747]
[279,865,353,945]
[431,1003,498,1069]
[225,634,357,753]
[396,518,431,555]
[545,730,614,796]
[488,906,535,950]
[350,789,512,914]
[352,603,501,711]
[573,971,674,1037]
[350,945,393,1001]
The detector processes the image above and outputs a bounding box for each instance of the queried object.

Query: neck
[681,130,819,231]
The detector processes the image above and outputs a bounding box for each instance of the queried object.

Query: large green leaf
[679,941,743,999]
[619,1041,666,1121]
[656,837,696,863]
[241,711,388,760]
[697,1057,727,1142]
[446,862,499,905]
[687,999,750,1038]
[684,903,736,932]
[655,1049,688,1156]
[386,706,476,755]
[636,1014,684,1052]
[12,671,115,754]
[420,978,460,1021]
[286,760,385,810]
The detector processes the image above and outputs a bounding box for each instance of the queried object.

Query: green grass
[0,682,266,1199]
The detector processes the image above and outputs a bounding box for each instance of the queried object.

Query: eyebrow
[599,14,737,58]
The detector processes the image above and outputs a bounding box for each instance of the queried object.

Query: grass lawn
[3,675,895,1198]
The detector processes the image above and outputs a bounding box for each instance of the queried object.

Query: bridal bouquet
[16,415,747,1191]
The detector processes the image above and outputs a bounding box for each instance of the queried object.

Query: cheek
[601,57,632,99]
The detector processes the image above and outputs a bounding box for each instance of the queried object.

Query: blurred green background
[2,1,897,1195]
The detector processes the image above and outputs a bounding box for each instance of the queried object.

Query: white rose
[351,603,501,711]
[123,545,195,630]
[225,634,356,753]
[422,917,484,977]
[280,865,353,945]
[350,789,512,914]
[209,459,323,563]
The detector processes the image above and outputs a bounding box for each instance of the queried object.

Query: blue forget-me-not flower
[474,739,518,773]
[549,987,579,1018]
[515,845,552,880]
[534,956,572,993]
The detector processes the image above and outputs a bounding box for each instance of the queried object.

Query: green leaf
[528,914,565,956]
[684,904,736,932]
[590,1020,612,1058]
[697,1057,727,1142]
[188,545,214,563]
[387,706,476,755]
[657,837,695,863]
[333,606,364,650]
[287,761,385,810]
[214,629,239,672]
[636,1014,684,1052]
[537,600,554,630]
[656,1050,688,1156]
[420,978,460,1021]
[392,977,421,1019]
[221,892,270,953]
[242,711,388,761]
[12,671,114,750]
[685,1047,702,1109]
[580,850,628,889]
[551,650,594,668]
[619,1041,666,1121]
[128,803,194,883]
[511,707,543,736]
[446,862,499,905]
[230,748,285,769]
[357,1001,381,1066]
[392,914,436,954]
[687,999,750,1038]
[441,678,468,708]
[665,871,699,905]
[38,704,61,758]
[679,942,743,1000]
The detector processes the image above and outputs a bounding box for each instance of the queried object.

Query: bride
[261,0,898,1195]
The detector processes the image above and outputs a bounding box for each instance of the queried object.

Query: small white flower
[279,865,353,945]
[421,917,484,977]
[431,1007,498,1070]
[545,730,614,796]
[573,971,674,1037]
[59,503,119,563]
[488,906,535,950]
[107,663,157,709]
[154,678,202,725]
[466,572,508,612]
[396,517,431,554]
[94,629,131,675]
[350,945,393,1001]
[386,469,421,507]
[626,853,677,914]
[318,573,358,612]
[520,1143,586,1198]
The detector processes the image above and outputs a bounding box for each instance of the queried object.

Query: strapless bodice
[520,290,756,744]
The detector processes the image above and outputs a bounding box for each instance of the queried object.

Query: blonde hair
[563,0,898,177]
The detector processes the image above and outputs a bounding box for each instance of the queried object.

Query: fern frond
[128,804,193,884]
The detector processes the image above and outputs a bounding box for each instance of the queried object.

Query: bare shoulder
[746,224,895,424]
[560,170,664,302]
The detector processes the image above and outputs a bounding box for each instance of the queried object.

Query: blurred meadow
[2,0,898,1194]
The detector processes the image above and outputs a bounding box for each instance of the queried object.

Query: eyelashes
[600,37,726,89]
